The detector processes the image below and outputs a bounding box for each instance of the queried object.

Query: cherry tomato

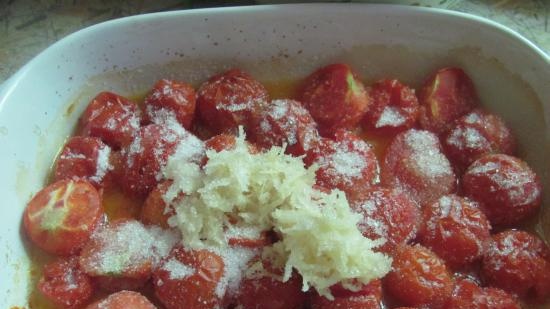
[418,194,491,269]
[248,99,320,156]
[79,220,178,292]
[363,79,420,135]
[418,67,478,134]
[481,230,550,301]
[384,244,453,308]
[205,133,238,153]
[234,270,306,309]
[348,186,420,254]
[54,136,113,188]
[310,280,382,309]
[143,79,196,129]
[141,181,176,228]
[84,291,156,309]
[381,129,456,206]
[298,63,369,135]
[462,154,541,226]
[23,179,103,255]
[153,247,224,309]
[197,69,269,133]
[38,256,94,309]
[79,91,141,149]
[119,124,181,198]
[443,109,516,170]
[444,278,520,309]
[305,129,379,199]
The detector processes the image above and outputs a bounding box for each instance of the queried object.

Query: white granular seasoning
[162,257,195,280]
[376,106,406,128]
[89,144,113,184]
[404,130,452,178]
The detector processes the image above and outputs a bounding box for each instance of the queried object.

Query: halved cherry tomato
[79,92,141,149]
[38,256,94,309]
[381,129,456,206]
[305,129,379,199]
[299,63,369,135]
[153,246,224,309]
[462,154,541,226]
[310,280,382,309]
[443,109,516,171]
[141,181,176,228]
[419,194,491,269]
[54,136,113,188]
[234,269,306,309]
[197,69,269,133]
[348,186,420,254]
[363,79,420,135]
[384,244,453,308]
[418,67,478,134]
[248,99,320,156]
[85,290,156,309]
[481,230,550,302]
[23,179,103,255]
[143,79,196,129]
[444,278,520,309]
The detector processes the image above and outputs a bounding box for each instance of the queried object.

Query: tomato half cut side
[85,290,157,309]
[23,179,103,255]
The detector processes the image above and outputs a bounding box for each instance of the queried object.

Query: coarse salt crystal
[375,106,406,128]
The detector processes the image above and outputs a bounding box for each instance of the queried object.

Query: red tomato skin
[310,280,382,309]
[481,230,550,302]
[299,63,370,135]
[363,79,420,135]
[38,256,94,309]
[79,92,141,149]
[305,129,379,200]
[348,186,420,254]
[462,154,541,226]
[153,247,224,309]
[384,244,453,308]
[381,129,456,206]
[141,181,175,228]
[444,278,520,309]
[54,136,113,188]
[234,272,306,309]
[84,291,157,309]
[443,109,516,170]
[143,79,196,129]
[119,124,180,198]
[419,67,478,134]
[23,179,103,255]
[197,69,269,134]
[418,194,492,269]
[248,99,320,156]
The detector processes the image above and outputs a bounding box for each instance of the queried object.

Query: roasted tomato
[299,63,369,135]
[153,247,225,309]
[418,194,491,269]
[418,67,478,134]
[248,99,320,156]
[197,69,269,133]
[23,179,103,255]
[310,280,382,309]
[143,79,196,129]
[348,186,420,254]
[443,109,516,170]
[381,129,456,206]
[85,291,157,309]
[79,91,141,149]
[305,129,379,199]
[362,79,420,135]
[444,278,520,309]
[384,244,453,308]
[54,136,113,188]
[234,268,306,309]
[38,256,94,309]
[462,154,542,226]
[481,230,550,302]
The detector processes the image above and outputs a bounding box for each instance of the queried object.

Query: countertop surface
[0,0,549,83]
